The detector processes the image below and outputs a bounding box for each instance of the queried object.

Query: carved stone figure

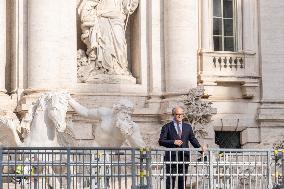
[181,87,216,139]
[68,97,146,148]
[0,91,70,147]
[77,0,139,83]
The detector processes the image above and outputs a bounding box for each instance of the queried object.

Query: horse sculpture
[0,91,70,147]
[0,92,72,188]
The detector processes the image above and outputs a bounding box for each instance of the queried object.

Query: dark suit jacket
[158,121,201,161]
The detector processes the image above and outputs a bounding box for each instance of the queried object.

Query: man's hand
[201,144,208,153]
[174,140,183,146]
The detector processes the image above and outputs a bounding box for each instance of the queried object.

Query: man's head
[172,106,184,123]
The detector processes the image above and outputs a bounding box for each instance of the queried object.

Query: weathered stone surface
[1,0,284,149]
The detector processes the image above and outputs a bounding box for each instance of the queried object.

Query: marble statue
[181,87,216,139]
[68,97,146,148]
[77,0,139,83]
[0,91,70,147]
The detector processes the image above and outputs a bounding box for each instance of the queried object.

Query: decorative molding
[212,56,244,70]
[241,83,258,99]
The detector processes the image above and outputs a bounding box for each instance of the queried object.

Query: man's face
[174,107,184,123]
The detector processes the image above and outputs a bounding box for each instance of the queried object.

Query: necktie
[177,124,182,138]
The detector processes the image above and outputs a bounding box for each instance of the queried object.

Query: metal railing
[0,147,283,189]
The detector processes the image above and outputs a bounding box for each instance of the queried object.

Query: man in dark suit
[159,106,206,189]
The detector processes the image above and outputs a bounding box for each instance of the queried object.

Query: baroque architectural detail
[0,92,71,147]
[273,138,284,150]
[181,87,217,139]
[77,0,139,84]
[1,0,284,149]
[69,97,146,148]
[212,56,244,70]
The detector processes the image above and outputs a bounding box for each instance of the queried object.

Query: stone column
[164,0,198,94]
[201,0,212,51]
[147,0,162,112]
[27,0,77,91]
[0,0,6,94]
[243,0,257,52]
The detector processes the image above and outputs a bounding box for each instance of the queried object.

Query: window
[215,131,241,148]
[213,0,236,51]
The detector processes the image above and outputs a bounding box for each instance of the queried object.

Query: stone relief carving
[0,92,71,147]
[181,87,217,139]
[77,0,139,83]
[68,97,146,148]
[273,139,284,149]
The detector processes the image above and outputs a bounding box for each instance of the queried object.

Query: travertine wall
[1,0,284,148]
[257,0,284,146]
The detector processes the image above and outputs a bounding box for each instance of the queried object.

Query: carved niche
[76,0,140,84]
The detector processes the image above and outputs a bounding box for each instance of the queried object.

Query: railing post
[67,148,71,189]
[139,148,145,188]
[0,147,3,189]
[137,148,150,189]
[268,150,273,189]
[209,150,214,189]
[131,148,137,189]
[145,148,152,189]
[281,149,284,188]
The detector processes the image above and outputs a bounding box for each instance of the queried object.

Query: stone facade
[1,0,284,148]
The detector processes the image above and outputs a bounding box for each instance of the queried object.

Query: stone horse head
[22,92,70,147]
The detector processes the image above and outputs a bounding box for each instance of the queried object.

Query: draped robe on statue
[79,0,139,75]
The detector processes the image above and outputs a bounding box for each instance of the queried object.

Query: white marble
[0,92,70,147]
[69,97,146,148]
[77,0,139,83]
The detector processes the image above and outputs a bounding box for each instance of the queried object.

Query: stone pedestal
[0,0,6,94]
[27,0,77,91]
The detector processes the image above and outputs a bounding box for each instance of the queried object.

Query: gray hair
[172,106,183,115]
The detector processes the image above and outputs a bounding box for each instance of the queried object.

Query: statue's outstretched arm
[126,124,146,148]
[69,97,99,119]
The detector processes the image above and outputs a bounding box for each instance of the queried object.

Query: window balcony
[198,50,260,99]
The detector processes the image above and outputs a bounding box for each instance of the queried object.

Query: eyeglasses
[175,113,184,116]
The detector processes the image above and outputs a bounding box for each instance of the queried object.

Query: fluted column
[27,0,77,91]
[164,0,198,94]
[0,0,6,93]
